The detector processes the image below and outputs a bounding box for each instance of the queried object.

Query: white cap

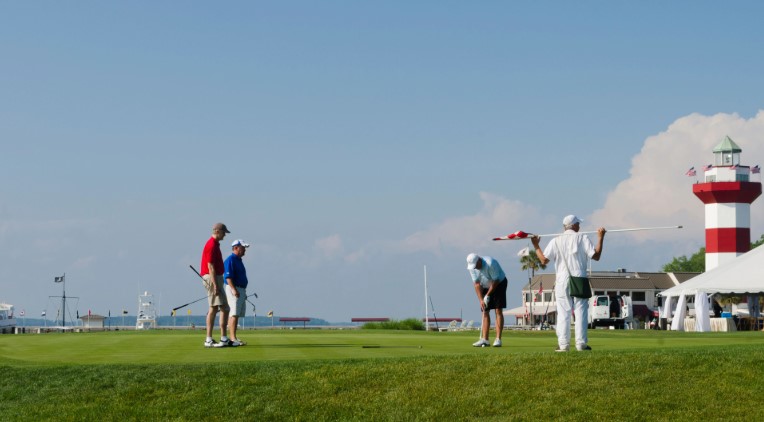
[466,253,480,270]
[231,239,250,248]
[562,215,582,227]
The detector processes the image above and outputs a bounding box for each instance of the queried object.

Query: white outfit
[543,230,596,350]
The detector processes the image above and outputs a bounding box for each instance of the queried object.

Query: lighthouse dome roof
[713,135,742,153]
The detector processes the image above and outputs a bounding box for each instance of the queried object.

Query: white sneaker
[204,339,217,348]
[231,339,245,347]
[493,338,502,347]
[472,339,490,347]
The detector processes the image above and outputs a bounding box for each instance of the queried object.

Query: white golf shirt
[543,230,596,297]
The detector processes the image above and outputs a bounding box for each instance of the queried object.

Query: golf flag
[494,230,531,241]
[267,310,274,318]
[517,246,530,257]
[54,276,64,283]
[752,165,760,174]
[122,309,128,315]
[685,167,696,177]
[188,309,192,315]
[41,311,46,317]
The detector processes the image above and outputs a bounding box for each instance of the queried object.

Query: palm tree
[519,247,547,325]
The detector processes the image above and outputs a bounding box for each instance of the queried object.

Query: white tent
[659,246,764,298]
[659,246,764,331]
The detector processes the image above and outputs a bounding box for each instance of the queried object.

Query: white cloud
[314,234,344,258]
[590,111,764,245]
[396,192,552,255]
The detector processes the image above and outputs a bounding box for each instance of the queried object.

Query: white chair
[440,320,458,332]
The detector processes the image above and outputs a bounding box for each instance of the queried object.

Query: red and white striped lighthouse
[693,136,761,271]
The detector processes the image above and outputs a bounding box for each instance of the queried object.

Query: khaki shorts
[226,285,247,317]
[202,274,229,309]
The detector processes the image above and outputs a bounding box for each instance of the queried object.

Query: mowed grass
[2,329,764,421]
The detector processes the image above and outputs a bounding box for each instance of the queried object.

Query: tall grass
[362,318,425,330]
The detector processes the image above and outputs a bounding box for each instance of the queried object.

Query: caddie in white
[531,215,606,352]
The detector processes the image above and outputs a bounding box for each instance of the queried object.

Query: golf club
[493,225,683,241]
[189,264,258,299]
[171,295,207,313]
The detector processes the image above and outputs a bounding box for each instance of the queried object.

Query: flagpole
[529,270,533,328]
[494,225,683,241]
[424,265,429,331]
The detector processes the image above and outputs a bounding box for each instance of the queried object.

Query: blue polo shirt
[224,253,248,289]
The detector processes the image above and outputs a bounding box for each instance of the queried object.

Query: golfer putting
[466,253,508,347]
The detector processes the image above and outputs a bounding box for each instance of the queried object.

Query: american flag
[704,164,713,171]
[730,164,738,170]
[685,167,696,177]
[752,165,761,174]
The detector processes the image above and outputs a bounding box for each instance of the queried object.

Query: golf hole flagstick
[492,225,683,241]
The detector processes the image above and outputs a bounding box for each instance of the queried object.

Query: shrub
[362,318,425,330]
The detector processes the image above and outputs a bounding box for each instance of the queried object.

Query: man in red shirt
[201,222,232,348]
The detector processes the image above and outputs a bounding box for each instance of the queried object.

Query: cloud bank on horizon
[337,111,763,277]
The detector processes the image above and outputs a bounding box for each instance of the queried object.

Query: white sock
[206,337,213,342]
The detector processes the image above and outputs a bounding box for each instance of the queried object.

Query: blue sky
[2,2,764,323]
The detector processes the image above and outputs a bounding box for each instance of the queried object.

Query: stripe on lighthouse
[705,227,750,253]
[703,203,751,228]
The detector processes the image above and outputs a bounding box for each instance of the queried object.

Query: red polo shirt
[201,237,224,276]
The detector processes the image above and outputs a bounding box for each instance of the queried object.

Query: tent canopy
[660,246,764,298]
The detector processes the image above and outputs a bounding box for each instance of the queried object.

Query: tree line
[662,234,764,273]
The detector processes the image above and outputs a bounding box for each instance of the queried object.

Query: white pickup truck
[588,295,635,329]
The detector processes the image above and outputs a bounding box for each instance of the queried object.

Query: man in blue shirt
[224,239,250,347]
[467,253,508,347]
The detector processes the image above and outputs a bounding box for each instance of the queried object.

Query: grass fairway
[2,329,764,420]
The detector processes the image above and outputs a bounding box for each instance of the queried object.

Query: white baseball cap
[466,253,480,270]
[562,215,583,226]
[231,239,250,248]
